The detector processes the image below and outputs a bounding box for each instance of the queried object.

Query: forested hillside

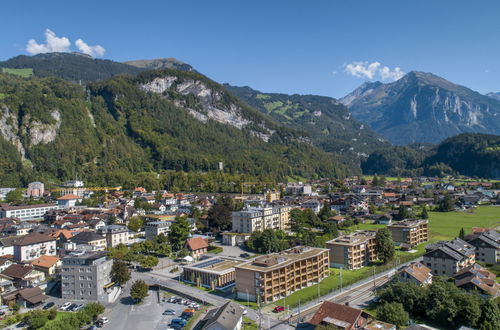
[0,69,351,188]
[362,133,500,178]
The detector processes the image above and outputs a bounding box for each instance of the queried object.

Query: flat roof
[235,246,328,272]
[326,230,376,246]
[184,257,246,275]
[1,203,57,211]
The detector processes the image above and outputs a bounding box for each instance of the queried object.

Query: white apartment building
[13,233,57,262]
[97,225,129,248]
[231,205,291,234]
[0,203,58,221]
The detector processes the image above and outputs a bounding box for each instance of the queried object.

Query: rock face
[141,76,274,141]
[341,71,500,145]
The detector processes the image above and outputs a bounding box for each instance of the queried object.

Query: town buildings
[26,182,44,198]
[399,262,432,286]
[423,238,476,276]
[453,263,499,296]
[186,237,209,259]
[200,301,244,330]
[235,246,329,303]
[144,221,170,240]
[387,219,429,247]
[70,232,107,250]
[326,230,378,270]
[465,230,500,264]
[61,251,113,303]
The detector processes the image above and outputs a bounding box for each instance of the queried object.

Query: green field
[428,206,500,240]
[1,67,33,78]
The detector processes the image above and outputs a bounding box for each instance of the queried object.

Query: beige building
[182,257,246,290]
[326,230,378,270]
[235,246,329,303]
[231,205,291,234]
[97,225,129,248]
[388,219,428,247]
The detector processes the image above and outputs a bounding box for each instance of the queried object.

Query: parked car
[171,318,187,325]
[273,306,285,313]
[68,304,78,311]
[43,302,55,310]
[181,312,193,320]
[74,303,85,312]
[240,253,250,258]
[243,308,248,315]
[168,296,177,303]
[163,309,176,315]
[98,317,109,324]
[60,302,72,311]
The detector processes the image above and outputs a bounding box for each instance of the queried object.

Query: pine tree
[420,207,429,219]
[459,228,465,240]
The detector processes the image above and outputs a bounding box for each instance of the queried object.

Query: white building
[13,233,57,262]
[56,194,82,209]
[144,221,171,240]
[0,203,58,221]
[231,205,291,234]
[97,225,130,248]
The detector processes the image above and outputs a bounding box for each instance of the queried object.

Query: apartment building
[97,225,129,248]
[235,246,329,303]
[144,221,171,240]
[0,204,58,221]
[326,230,378,270]
[465,230,500,264]
[13,233,57,262]
[61,251,112,303]
[423,238,476,276]
[231,205,291,234]
[387,219,429,247]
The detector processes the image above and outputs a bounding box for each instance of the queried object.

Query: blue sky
[1,0,499,98]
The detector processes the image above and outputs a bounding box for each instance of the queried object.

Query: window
[87,276,92,281]
[86,268,91,272]
[88,283,92,288]
[79,276,85,280]
[79,268,84,272]
[80,283,84,288]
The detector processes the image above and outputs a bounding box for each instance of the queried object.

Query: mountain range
[0,52,498,181]
[341,71,500,145]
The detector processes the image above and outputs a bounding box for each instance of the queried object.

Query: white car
[60,302,72,311]
[99,317,109,324]
[243,309,248,315]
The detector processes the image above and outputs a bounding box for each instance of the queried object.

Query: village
[0,176,499,330]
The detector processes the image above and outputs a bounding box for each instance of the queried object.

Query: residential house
[453,263,499,296]
[399,262,432,286]
[30,255,61,276]
[0,237,15,257]
[0,257,14,273]
[57,194,83,209]
[186,237,209,259]
[0,264,45,288]
[70,232,107,250]
[97,225,129,248]
[423,238,476,276]
[301,199,321,214]
[200,301,244,330]
[1,287,48,308]
[13,233,57,262]
[308,301,368,329]
[465,230,500,264]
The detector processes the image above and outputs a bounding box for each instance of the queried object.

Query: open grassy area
[243,316,258,330]
[428,206,500,240]
[2,67,33,77]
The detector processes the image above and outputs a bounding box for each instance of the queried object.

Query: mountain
[0,52,143,83]
[0,68,351,187]
[224,85,388,163]
[341,71,500,145]
[486,92,500,101]
[362,133,500,179]
[124,58,195,72]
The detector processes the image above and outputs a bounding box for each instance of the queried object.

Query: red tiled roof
[309,301,365,329]
[57,194,81,200]
[186,237,208,251]
[30,255,60,270]
[1,264,35,279]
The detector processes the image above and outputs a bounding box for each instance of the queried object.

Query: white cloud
[75,39,105,57]
[26,29,71,54]
[344,61,405,81]
[25,29,105,58]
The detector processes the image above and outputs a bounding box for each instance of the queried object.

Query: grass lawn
[243,316,258,330]
[2,68,33,77]
[186,309,205,330]
[428,206,500,240]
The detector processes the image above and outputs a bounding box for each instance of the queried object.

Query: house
[328,215,346,225]
[70,232,107,250]
[97,225,129,248]
[465,230,500,264]
[376,214,393,225]
[1,287,48,308]
[0,237,15,257]
[453,263,499,296]
[26,182,45,198]
[200,301,244,330]
[87,218,106,230]
[423,238,476,276]
[399,262,432,286]
[0,264,45,288]
[13,233,57,262]
[221,232,251,247]
[186,237,209,259]
[0,257,14,273]
[308,301,370,329]
[30,255,61,276]
[56,194,83,209]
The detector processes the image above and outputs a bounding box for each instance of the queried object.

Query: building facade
[61,251,112,303]
[231,205,291,234]
[97,225,129,248]
[235,246,329,303]
[387,219,429,247]
[326,230,378,270]
[423,238,476,276]
[26,182,44,198]
[465,230,500,264]
[144,221,170,240]
[182,257,246,290]
[13,233,57,262]
[0,204,58,221]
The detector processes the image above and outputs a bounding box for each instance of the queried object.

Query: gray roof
[425,238,475,261]
[202,301,243,330]
[70,231,105,243]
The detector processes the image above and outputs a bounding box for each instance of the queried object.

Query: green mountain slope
[361,133,500,179]
[224,85,388,163]
[124,58,195,72]
[0,69,351,187]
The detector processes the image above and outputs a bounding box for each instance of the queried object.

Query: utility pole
[339,269,343,292]
[297,299,301,324]
[317,281,320,302]
[258,293,262,330]
[373,265,376,289]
